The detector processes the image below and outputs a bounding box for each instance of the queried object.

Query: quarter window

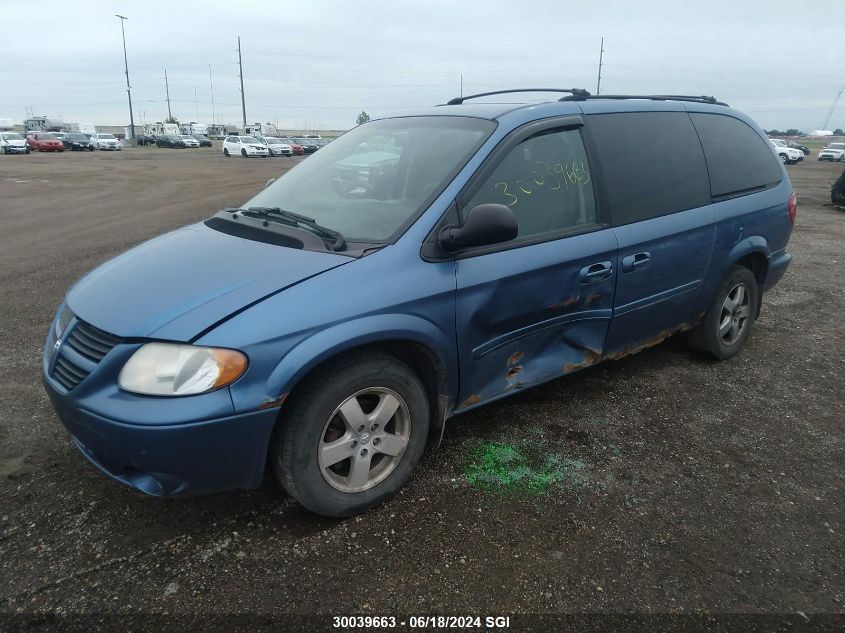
[689,113,782,198]
[463,128,597,239]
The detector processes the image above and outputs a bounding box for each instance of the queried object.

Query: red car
[281,137,304,156]
[27,132,65,152]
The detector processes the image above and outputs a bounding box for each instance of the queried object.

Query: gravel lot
[0,147,842,628]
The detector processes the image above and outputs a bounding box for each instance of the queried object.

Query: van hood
[67,222,351,340]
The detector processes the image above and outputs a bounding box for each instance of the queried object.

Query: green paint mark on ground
[464,441,588,496]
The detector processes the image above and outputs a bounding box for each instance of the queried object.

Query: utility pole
[822,85,844,131]
[164,69,172,120]
[596,37,604,95]
[194,87,199,120]
[115,15,135,139]
[460,73,463,98]
[237,36,247,128]
[209,64,216,124]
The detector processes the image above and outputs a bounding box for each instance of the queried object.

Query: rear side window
[587,112,710,225]
[463,127,597,239]
[689,113,782,198]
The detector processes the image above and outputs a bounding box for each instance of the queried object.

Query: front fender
[264,313,458,407]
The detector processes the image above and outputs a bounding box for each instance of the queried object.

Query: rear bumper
[44,379,279,496]
[763,249,792,292]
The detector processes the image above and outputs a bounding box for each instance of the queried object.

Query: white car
[92,133,121,151]
[769,139,802,165]
[264,137,293,156]
[180,135,200,148]
[0,131,30,155]
[222,135,269,158]
[818,142,845,162]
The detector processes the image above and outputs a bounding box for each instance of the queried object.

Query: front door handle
[622,252,651,273]
[579,261,613,284]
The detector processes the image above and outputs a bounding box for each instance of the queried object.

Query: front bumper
[3,145,27,153]
[44,378,278,496]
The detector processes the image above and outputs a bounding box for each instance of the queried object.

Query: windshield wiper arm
[232,206,346,251]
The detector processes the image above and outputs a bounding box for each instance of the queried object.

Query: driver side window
[464,127,597,239]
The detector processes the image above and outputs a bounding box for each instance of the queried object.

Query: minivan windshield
[244,116,495,242]
[828,143,845,150]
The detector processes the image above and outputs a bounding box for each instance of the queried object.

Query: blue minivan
[43,90,795,516]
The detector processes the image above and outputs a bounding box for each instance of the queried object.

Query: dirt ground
[0,146,843,627]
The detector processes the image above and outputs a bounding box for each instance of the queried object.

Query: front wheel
[241,148,247,157]
[688,266,758,360]
[780,154,788,164]
[223,148,230,157]
[272,351,430,517]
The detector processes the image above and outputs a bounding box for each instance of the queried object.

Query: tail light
[787,192,797,226]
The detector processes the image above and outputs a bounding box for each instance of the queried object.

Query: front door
[452,123,618,411]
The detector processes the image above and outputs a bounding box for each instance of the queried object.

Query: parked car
[156,135,187,149]
[192,134,213,147]
[92,133,121,151]
[0,131,30,154]
[180,135,200,148]
[65,133,95,151]
[222,135,269,157]
[786,141,810,155]
[292,137,319,154]
[42,91,795,518]
[26,132,65,152]
[832,168,845,206]
[769,139,802,164]
[818,142,845,162]
[136,133,157,146]
[264,137,293,156]
[280,137,305,156]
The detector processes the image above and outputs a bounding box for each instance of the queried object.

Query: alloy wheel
[317,387,411,493]
[719,282,751,345]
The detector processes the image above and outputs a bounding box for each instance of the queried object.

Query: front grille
[53,355,89,390]
[66,321,120,362]
[51,320,122,391]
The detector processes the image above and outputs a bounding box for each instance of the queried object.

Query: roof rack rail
[445,88,591,105]
[560,93,729,106]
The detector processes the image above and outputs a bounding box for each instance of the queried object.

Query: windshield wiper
[229,206,346,251]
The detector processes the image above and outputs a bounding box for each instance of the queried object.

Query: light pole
[115,14,135,140]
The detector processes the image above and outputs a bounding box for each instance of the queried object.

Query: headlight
[118,343,247,396]
[55,305,73,339]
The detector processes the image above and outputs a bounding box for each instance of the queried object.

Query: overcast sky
[1,0,843,132]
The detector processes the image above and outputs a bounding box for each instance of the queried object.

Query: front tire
[241,148,247,158]
[272,351,430,517]
[223,148,230,157]
[689,265,758,360]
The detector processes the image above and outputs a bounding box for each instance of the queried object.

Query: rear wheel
[689,265,758,360]
[779,153,788,164]
[272,351,430,517]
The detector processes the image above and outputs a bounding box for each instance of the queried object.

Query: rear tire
[272,351,430,517]
[688,266,758,360]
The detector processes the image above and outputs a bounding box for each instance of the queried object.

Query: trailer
[179,122,209,136]
[24,116,63,132]
[244,122,279,137]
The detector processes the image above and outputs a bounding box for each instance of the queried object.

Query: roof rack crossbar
[560,93,728,106]
[446,88,591,105]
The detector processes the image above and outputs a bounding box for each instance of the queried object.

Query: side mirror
[439,203,518,251]
[265,177,276,189]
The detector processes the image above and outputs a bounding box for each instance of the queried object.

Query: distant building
[809,129,833,137]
